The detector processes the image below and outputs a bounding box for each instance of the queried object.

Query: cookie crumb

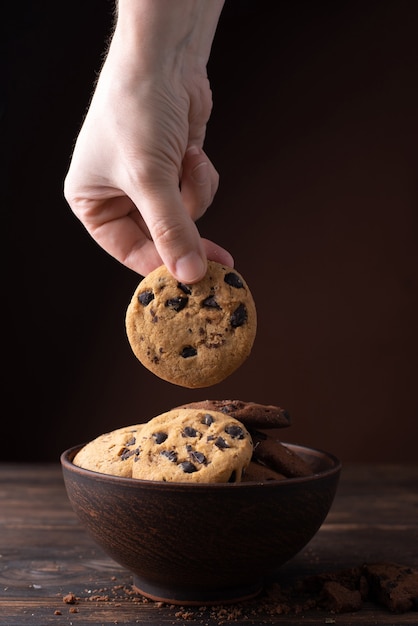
[62,592,77,605]
[320,581,362,613]
[70,563,417,621]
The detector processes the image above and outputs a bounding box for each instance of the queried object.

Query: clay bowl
[61,443,341,605]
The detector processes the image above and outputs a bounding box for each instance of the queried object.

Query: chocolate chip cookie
[73,424,144,477]
[174,399,291,430]
[242,461,286,482]
[131,408,253,483]
[251,431,314,478]
[125,261,257,388]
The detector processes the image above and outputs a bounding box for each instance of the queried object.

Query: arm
[64,0,231,282]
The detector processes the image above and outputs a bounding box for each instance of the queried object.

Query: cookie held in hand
[125,261,257,388]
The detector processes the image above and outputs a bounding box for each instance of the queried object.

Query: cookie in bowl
[174,398,291,430]
[72,424,144,477]
[130,408,253,483]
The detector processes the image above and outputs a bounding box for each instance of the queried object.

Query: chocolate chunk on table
[320,580,363,613]
[362,562,418,613]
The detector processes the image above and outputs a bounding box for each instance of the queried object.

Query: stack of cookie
[73,401,313,483]
[74,261,313,483]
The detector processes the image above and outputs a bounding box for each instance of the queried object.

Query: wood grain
[1,463,417,625]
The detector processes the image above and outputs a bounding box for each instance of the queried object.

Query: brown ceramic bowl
[61,443,341,605]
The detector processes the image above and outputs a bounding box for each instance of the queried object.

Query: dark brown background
[3,1,417,463]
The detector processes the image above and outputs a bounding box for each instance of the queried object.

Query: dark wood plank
[2,599,418,626]
[1,463,417,625]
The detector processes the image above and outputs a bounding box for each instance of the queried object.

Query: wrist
[111,0,224,71]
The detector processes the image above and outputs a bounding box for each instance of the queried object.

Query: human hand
[64,0,231,283]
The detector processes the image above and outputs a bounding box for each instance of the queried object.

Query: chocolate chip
[152,432,168,444]
[120,448,136,460]
[182,426,199,438]
[180,461,198,473]
[125,436,136,447]
[165,297,188,312]
[123,447,141,461]
[181,346,197,358]
[201,413,214,426]
[220,403,239,414]
[191,451,206,464]
[177,282,192,295]
[202,295,221,309]
[161,450,178,463]
[225,425,245,439]
[215,436,230,450]
[186,445,207,465]
[224,272,244,288]
[138,290,154,306]
[230,303,247,328]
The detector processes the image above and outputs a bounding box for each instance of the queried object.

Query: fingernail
[175,252,206,283]
[191,161,208,184]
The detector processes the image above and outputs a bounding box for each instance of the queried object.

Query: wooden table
[1,463,417,625]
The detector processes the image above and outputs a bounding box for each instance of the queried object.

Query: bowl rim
[61,442,342,490]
